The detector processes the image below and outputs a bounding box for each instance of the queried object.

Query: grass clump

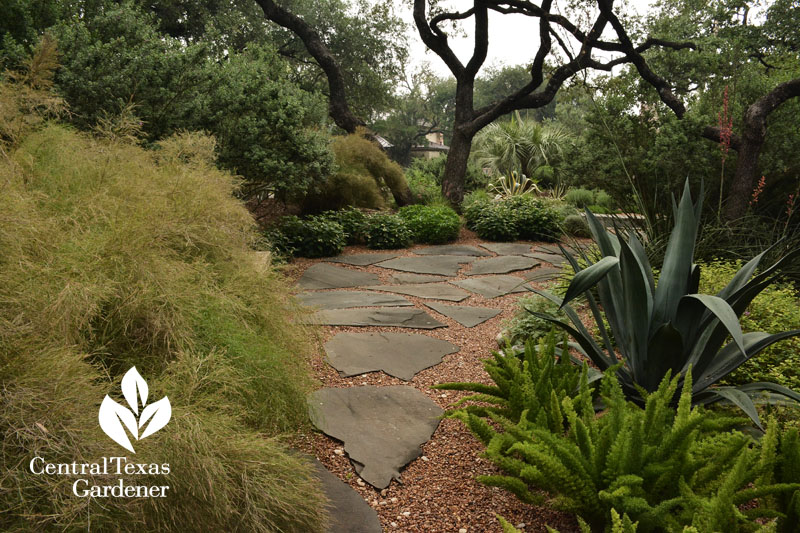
[0,63,326,532]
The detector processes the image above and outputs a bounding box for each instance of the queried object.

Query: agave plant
[488,170,539,199]
[533,180,800,427]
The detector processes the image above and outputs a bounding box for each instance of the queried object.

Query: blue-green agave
[534,180,800,427]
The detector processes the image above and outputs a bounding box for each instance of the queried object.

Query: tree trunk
[442,129,474,206]
[723,128,764,221]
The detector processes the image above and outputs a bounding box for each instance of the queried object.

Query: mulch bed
[288,228,587,532]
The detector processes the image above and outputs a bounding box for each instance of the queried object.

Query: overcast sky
[401,0,656,78]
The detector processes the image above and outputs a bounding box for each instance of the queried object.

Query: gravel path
[288,229,585,533]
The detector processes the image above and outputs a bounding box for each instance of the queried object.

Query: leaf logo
[98,367,171,453]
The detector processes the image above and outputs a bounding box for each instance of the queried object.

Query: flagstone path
[290,238,585,532]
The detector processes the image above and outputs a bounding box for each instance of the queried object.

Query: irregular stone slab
[308,386,443,489]
[298,264,380,290]
[364,283,470,302]
[451,275,530,299]
[308,308,446,329]
[325,253,399,266]
[423,302,502,328]
[479,242,534,255]
[523,267,563,282]
[388,272,448,285]
[536,244,564,255]
[324,332,459,380]
[467,256,540,275]
[376,255,476,276]
[297,291,412,310]
[414,245,492,257]
[311,458,382,533]
[526,252,566,266]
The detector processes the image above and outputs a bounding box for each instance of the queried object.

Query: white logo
[99,367,171,453]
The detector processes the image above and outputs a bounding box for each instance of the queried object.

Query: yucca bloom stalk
[532,180,800,427]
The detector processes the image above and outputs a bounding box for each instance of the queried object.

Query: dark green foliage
[474,202,520,241]
[462,190,493,230]
[506,196,562,242]
[319,207,369,245]
[365,213,412,249]
[398,204,461,244]
[49,3,333,203]
[536,180,800,426]
[565,188,595,208]
[469,196,562,242]
[272,215,346,258]
[405,167,444,205]
[503,296,566,345]
[563,214,591,237]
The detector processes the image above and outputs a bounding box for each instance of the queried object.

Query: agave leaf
[529,311,614,371]
[735,382,800,403]
[532,289,617,368]
[652,180,701,329]
[561,248,616,361]
[693,330,800,392]
[645,323,685,392]
[618,235,652,381]
[708,387,763,430]
[683,294,746,357]
[628,231,655,297]
[561,256,619,308]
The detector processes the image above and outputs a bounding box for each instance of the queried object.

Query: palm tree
[472,111,571,181]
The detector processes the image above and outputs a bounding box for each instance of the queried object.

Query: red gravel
[288,229,588,532]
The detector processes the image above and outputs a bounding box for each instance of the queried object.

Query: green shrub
[699,260,800,391]
[319,207,369,244]
[594,189,613,209]
[405,167,445,205]
[365,213,413,249]
[0,109,325,532]
[503,295,566,345]
[473,202,520,241]
[587,204,612,214]
[398,204,461,244]
[562,214,591,237]
[305,131,412,210]
[565,188,595,208]
[462,190,493,230]
[471,196,562,242]
[273,215,346,258]
[506,196,562,241]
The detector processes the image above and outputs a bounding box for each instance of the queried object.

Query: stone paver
[525,252,566,266]
[423,302,502,328]
[479,242,534,255]
[387,273,448,285]
[324,332,459,380]
[451,275,530,298]
[308,308,446,329]
[365,283,470,302]
[324,253,399,266]
[536,244,563,255]
[311,458,382,533]
[523,267,564,282]
[297,291,412,310]
[308,386,443,489]
[414,245,492,257]
[376,255,476,276]
[298,264,380,290]
[467,256,540,275]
